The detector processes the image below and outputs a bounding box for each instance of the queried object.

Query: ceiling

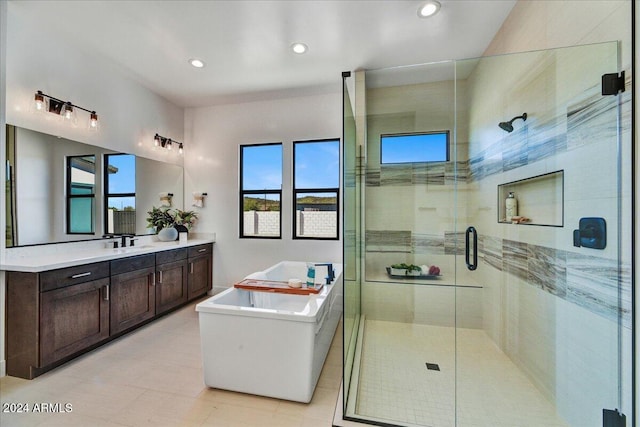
[10,0,517,108]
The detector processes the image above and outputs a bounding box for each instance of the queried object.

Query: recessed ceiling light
[417,0,441,18]
[189,58,205,68]
[291,43,308,54]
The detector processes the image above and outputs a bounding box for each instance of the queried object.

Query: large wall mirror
[5,125,184,247]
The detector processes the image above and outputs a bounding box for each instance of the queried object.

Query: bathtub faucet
[315,263,335,284]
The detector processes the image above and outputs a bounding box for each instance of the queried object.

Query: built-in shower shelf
[497,170,564,227]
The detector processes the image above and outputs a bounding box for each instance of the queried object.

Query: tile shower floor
[354,320,569,427]
[0,300,343,427]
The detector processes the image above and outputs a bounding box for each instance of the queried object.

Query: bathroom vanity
[3,240,213,379]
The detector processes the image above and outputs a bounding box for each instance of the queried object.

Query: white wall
[1,2,184,377]
[184,92,342,290]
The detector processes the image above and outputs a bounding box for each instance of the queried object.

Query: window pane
[106,154,136,194]
[70,156,95,195]
[106,197,136,234]
[295,140,339,188]
[69,197,94,233]
[242,144,282,191]
[381,132,449,164]
[242,193,280,237]
[295,192,338,238]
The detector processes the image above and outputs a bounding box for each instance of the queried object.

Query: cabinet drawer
[40,262,110,292]
[155,248,187,264]
[111,254,155,276]
[188,243,213,258]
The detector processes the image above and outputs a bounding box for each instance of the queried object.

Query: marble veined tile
[480,235,503,271]
[566,251,630,327]
[365,169,380,187]
[502,126,529,172]
[412,163,445,185]
[380,164,412,186]
[412,233,444,255]
[566,84,618,151]
[526,116,567,164]
[503,239,528,281]
[365,230,412,253]
[444,231,466,255]
[527,244,567,297]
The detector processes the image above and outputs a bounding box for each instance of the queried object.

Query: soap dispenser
[505,192,518,221]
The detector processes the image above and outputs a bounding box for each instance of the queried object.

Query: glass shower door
[342,41,631,427]
[454,42,630,427]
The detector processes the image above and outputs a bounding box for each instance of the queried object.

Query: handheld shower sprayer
[498,113,528,133]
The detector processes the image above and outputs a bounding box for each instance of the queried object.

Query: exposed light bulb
[167,139,172,150]
[154,134,161,147]
[34,91,45,111]
[89,111,99,130]
[63,103,73,120]
[178,143,184,155]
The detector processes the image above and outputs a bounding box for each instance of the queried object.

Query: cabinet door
[155,259,188,315]
[188,255,212,300]
[111,267,156,335]
[40,278,110,367]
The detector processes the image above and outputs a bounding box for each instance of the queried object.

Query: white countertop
[1,238,215,273]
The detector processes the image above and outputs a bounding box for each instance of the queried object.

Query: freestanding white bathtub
[196,261,343,403]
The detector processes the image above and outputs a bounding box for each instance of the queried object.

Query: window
[240,143,282,238]
[380,131,449,164]
[104,154,136,234]
[67,155,96,234]
[293,139,340,239]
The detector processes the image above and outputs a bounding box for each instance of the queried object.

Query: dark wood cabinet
[188,244,213,300]
[110,254,156,335]
[5,243,213,379]
[40,277,110,367]
[155,250,189,315]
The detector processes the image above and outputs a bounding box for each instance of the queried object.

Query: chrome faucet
[314,263,335,285]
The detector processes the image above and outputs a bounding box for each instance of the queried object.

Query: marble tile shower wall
[364,76,632,329]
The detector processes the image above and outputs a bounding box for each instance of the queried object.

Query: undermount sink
[111,245,154,254]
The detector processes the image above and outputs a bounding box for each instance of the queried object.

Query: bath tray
[385,267,442,280]
[234,279,324,295]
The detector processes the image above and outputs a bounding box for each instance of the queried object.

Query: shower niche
[497,170,564,226]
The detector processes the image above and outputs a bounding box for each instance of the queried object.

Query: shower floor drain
[425,362,440,371]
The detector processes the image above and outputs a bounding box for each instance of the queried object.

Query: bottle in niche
[505,192,518,221]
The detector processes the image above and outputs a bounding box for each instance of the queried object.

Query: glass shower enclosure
[342,42,632,427]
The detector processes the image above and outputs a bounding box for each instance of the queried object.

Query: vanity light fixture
[417,0,441,18]
[154,133,183,155]
[291,42,308,54]
[33,90,99,129]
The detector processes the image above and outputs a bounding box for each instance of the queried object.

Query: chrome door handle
[189,262,194,274]
[151,273,156,286]
[71,272,92,279]
[103,285,110,301]
[158,271,163,284]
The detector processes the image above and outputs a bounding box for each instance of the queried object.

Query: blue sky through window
[381,132,449,164]
[242,144,282,190]
[107,154,136,193]
[295,140,339,188]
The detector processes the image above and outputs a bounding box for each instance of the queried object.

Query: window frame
[380,130,450,164]
[66,154,96,235]
[103,153,136,235]
[292,138,340,241]
[239,142,283,239]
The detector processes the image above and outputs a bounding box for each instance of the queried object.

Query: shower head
[498,113,528,133]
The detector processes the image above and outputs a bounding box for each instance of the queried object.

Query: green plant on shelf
[391,263,421,272]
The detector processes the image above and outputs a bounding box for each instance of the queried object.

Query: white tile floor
[0,300,343,427]
[352,320,569,427]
